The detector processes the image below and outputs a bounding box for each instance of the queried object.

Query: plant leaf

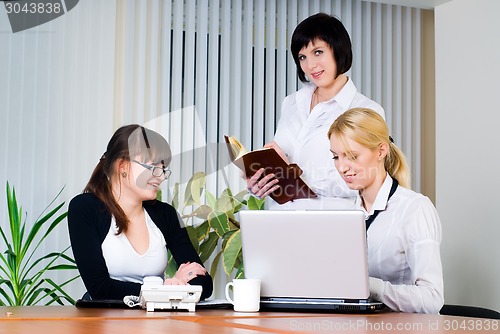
[21,208,66,266]
[165,251,177,278]
[0,280,15,305]
[247,195,266,210]
[208,211,230,238]
[233,190,248,212]
[22,249,72,281]
[184,172,205,207]
[0,252,14,278]
[185,226,199,253]
[234,189,248,202]
[234,264,245,279]
[6,183,22,255]
[198,231,219,263]
[205,191,216,208]
[216,189,234,213]
[1,182,78,306]
[209,251,222,279]
[155,188,162,201]
[190,172,206,205]
[32,278,78,306]
[191,205,212,220]
[195,220,209,241]
[222,229,242,275]
[47,264,79,270]
[172,182,180,209]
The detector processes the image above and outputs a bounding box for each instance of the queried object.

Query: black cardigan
[67,193,213,300]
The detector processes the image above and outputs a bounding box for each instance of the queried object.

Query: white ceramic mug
[225,278,261,312]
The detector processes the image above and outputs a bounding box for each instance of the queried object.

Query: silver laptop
[239,210,384,312]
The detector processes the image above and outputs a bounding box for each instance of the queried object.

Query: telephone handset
[138,276,202,312]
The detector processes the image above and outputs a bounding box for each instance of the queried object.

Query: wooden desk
[1,306,498,333]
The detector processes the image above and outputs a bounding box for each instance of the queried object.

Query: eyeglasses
[132,160,172,179]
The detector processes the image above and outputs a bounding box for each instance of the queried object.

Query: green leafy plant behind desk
[169,172,264,279]
[0,182,79,305]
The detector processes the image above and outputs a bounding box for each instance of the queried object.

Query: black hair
[291,13,353,83]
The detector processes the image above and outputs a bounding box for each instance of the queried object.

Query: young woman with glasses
[68,124,213,301]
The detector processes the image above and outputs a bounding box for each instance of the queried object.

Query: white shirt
[101,210,169,283]
[356,174,444,314]
[271,78,385,210]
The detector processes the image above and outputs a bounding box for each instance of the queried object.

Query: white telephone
[138,276,202,312]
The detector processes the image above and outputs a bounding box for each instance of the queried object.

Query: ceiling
[363,0,454,10]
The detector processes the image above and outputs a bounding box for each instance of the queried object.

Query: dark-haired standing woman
[246,13,385,210]
[68,124,213,301]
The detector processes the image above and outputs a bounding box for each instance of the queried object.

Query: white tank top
[101,210,169,283]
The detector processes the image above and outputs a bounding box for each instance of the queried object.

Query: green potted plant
[0,182,80,305]
[168,172,264,279]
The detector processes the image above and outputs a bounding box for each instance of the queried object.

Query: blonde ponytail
[386,141,411,188]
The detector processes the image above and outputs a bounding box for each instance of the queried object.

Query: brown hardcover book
[224,135,317,204]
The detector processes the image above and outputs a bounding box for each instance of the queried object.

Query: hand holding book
[263,141,289,164]
[246,167,280,198]
[224,135,317,204]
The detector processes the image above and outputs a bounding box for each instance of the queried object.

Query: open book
[224,135,317,204]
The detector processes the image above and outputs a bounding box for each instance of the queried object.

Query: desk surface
[1,306,498,334]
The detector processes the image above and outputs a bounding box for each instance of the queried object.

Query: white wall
[0,1,117,301]
[435,0,500,311]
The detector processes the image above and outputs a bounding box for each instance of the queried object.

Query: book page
[225,135,248,160]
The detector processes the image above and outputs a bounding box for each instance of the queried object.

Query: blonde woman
[328,108,444,314]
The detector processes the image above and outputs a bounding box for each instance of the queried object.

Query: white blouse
[271,78,385,210]
[101,210,169,283]
[355,174,444,314]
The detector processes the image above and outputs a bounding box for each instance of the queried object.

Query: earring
[122,171,127,178]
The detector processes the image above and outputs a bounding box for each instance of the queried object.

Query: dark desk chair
[440,304,500,319]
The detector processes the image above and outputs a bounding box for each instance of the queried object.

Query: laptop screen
[239,210,370,300]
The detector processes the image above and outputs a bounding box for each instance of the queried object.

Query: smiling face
[126,126,172,200]
[329,133,387,194]
[108,126,172,204]
[114,158,168,203]
[129,158,168,200]
[298,39,338,90]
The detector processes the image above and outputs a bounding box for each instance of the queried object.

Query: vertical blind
[0,1,117,300]
[0,0,422,301]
